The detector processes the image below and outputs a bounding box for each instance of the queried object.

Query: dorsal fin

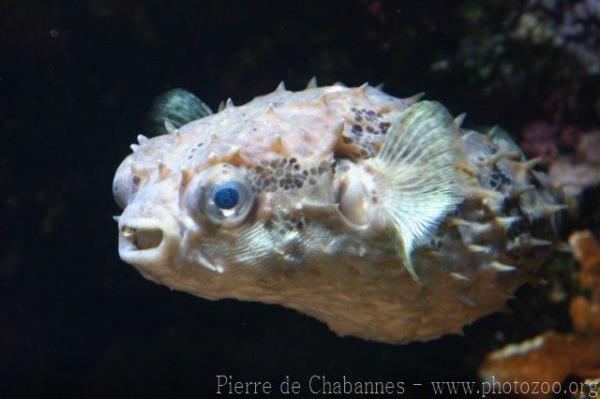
[147,88,212,136]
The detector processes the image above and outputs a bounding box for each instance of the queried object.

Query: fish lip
[118,216,180,268]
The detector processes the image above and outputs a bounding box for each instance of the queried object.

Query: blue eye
[213,185,240,209]
[195,177,253,227]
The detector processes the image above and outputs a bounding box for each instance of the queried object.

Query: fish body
[113,82,561,343]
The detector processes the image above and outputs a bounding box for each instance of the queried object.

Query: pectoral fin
[371,101,463,281]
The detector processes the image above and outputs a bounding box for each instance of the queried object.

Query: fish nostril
[122,226,164,250]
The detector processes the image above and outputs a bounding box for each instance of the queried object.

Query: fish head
[112,125,337,300]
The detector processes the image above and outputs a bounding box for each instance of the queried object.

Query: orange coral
[479,230,600,398]
[569,231,600,336]
[570,231,600,290]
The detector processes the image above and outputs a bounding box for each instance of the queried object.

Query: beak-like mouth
[118,217,179,268]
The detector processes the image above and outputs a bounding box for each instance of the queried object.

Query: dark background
[1,1,598,398]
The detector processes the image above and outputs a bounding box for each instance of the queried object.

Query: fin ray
[373,101,462,281]
[147,88,212,136]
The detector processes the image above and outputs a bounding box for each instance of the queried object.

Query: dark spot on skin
[252,157,314,194]
[352,124,363,133]
[429,238,442,250]
[317,161,329,174]
[489,166,512,191]
[132,175,141,185]
[296,221,304,229]
[357,109,378,122]
[255,165,264,173]
[308,178,316,185]
[379,122,391,133]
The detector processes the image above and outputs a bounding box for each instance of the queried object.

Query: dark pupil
[213,187,239,209]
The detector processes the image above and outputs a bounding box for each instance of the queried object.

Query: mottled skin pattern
[113,83,561,343]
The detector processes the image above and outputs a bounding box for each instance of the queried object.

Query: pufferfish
[112,80,563,343]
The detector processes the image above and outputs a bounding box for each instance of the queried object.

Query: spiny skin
[113,83,561,343]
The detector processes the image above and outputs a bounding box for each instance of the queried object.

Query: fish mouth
[118,216,180,268]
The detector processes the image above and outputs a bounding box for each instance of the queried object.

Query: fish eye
[113,160,138,209]
[213,184,240,209]
[197,179,253,227]
[113,176,130,209]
